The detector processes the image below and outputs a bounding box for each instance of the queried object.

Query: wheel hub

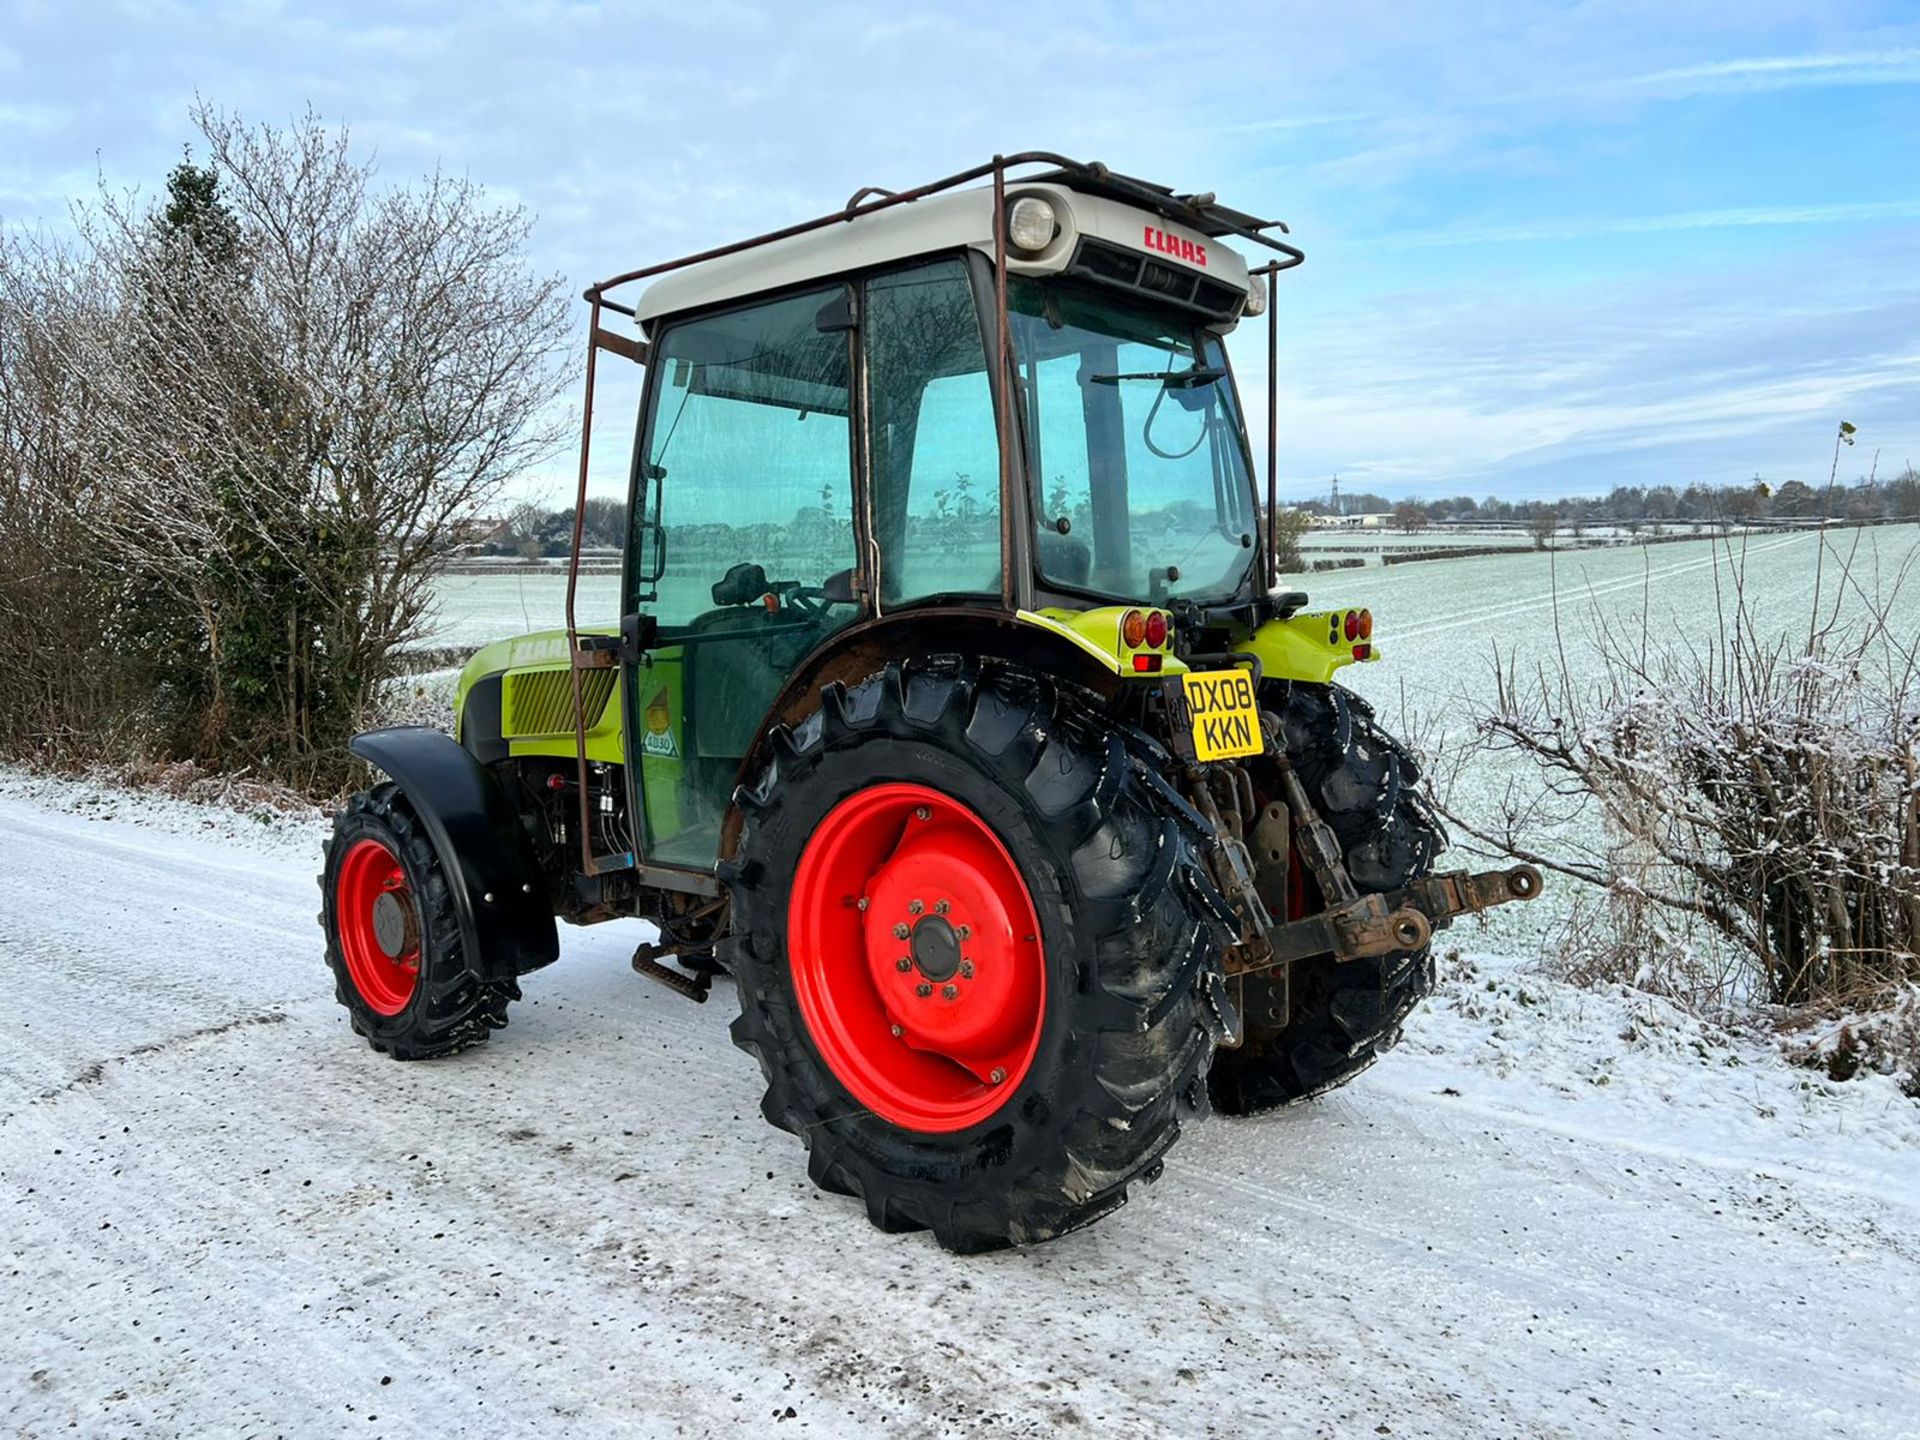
[371,889,418,959]
[908,914,961,982]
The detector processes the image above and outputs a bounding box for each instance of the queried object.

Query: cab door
[622,285,865,873]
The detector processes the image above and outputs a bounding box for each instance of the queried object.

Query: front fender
[349,726,560,980]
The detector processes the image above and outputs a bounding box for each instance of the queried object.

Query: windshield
[1010,280,1259,605]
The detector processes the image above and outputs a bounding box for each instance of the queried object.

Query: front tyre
[320,783,516,1059]
[723,660,1233,1252]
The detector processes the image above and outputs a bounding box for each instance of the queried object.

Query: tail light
[1359,609,1373,640]
[1145,610,1169,648]
[1343,610,1359,642]
[1121,609,1147,648]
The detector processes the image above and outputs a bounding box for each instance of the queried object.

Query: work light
[1006,196,1057,253]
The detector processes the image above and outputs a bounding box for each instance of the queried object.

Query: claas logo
[1143,225,1207,267]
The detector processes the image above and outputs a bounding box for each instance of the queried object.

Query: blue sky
[3,1,1917,504]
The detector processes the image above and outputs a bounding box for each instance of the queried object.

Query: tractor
[320,154,1540,1252]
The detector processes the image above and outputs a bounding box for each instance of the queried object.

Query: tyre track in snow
[1177,1139,1915,1423]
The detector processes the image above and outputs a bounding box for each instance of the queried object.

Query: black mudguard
[349,726,560,980]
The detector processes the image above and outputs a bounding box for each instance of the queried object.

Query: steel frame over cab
[325,152,1539,1252]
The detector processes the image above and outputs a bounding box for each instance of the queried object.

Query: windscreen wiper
[1087,366,1225,390]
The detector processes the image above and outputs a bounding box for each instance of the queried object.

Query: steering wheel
[779,583,833,618]
[773,581,830,618]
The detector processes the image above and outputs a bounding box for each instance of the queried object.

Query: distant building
[1308,511,1392,530]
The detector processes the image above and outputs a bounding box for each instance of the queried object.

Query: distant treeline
[495,467,1920,561]
[1306,468,1920,530]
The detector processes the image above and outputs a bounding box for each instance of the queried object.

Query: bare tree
[0,229,129,756]
[2,105,572,788]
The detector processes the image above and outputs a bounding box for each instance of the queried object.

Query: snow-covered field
[4,768,1918,1439]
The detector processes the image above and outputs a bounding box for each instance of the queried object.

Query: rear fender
[1235,609,1381,685]
[719,608,1126,860]
[349,726,560,980]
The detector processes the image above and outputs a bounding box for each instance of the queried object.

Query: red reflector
[1359,608,1373,641]
[1132,653,1162,673]
[1352,644,1371,660]
[1145,610,1169,648]
[1343,610,1359,642]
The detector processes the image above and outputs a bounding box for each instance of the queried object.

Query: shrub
[1436,521,1919,1015]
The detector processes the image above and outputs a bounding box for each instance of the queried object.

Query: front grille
[1063,239,1245,321]
[503,667,616,737]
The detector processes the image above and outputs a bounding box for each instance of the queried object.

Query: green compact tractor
[320,154,1540,1251]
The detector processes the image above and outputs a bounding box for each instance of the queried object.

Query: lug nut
[941,983,959,1000]
[855,897,870,911]
[959,961,974,979]
[956,925,971,940]
[989,1067,1007,1084]
[908,899,924,915]
[896,957,913,972]
[893,922,911,939]
[914,806,932,821]
[934,899,950,915]
[890,1024,904,1037]
[916,982,933,998]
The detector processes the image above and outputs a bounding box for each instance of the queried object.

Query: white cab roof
[631,181,1252,328]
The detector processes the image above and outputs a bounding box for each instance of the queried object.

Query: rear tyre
[723,659,1234,1252]
[1209,681,1446,1115]
[320,783,516,1059]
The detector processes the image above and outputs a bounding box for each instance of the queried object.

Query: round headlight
[1006,196,1057,253]
[1243,271,1268,317]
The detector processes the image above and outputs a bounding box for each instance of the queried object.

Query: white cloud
[1373,200,1920,249]
[1620,48,1920,92]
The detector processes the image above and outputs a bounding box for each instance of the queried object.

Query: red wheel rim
[335,838,421,1017]
[787,782,1046,1133]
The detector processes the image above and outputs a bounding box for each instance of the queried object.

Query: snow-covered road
[3,774,1917,1439]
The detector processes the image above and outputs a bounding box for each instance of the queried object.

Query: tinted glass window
[865,260,1000,604]
[1012,281,1257,604]
[630,287,859,869]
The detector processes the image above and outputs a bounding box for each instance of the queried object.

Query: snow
[4,769,1918,1438]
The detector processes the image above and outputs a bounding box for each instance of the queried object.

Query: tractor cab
[589,166,1298,876]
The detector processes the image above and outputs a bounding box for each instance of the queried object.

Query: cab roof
[595,155,1302,331]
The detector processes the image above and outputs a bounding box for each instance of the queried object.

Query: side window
[636,287,856,624]
[865,260,1000,604]
[629,287,859,870]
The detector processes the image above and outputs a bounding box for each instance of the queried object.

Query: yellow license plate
[1181,669,1263,761]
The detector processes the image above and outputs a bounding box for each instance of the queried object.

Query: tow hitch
[1219,742,1543,978]
[1231,863,1542,975]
